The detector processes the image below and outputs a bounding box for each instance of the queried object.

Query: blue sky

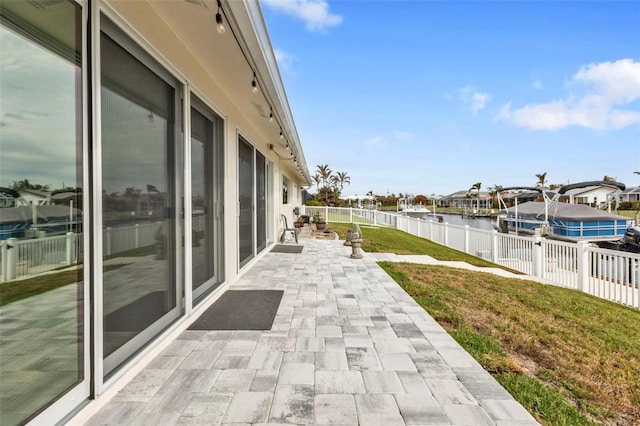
[261,0,640,197]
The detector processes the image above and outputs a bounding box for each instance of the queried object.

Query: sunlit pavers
[83,237,539,425]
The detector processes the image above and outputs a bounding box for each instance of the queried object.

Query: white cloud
[498,59,640,130]
[365,136,384,147]
[273,47,295,73]
[360,135,382,154]
[456,87,491,114]
[532,80,542,90]
[471,92,490,114]
[393,130,414,140]
[262,0,343,32]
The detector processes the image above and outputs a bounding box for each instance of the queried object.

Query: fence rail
[4,209,638,309]
[0,222,163,282]
[302,206,640,309]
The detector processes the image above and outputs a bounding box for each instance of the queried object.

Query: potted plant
[294,216,304,229]
[313,210,326,231]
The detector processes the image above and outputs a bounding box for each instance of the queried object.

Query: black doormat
[104,291,167,332]
[188,290,284,330]
[271,244,304,253]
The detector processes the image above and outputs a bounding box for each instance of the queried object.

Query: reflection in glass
[101,32,176,372]
[0,1,84,424]
[238,138,254,266]
[256,151,266,253]
[191,107,214,291]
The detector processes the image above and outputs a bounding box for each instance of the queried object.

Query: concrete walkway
[82,238,539,425]
[367,252,553,284]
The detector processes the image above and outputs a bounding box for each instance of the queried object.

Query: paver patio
[81,234,539,425]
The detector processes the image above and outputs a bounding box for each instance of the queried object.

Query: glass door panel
[0,1,85,424]
[256,151,266,254]
[238,138,254,267]
[101,30,178,375]
[191,106,215,298]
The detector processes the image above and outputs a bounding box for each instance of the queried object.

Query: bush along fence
[302,206,640,309]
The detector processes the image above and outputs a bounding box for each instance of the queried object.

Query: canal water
[427,213,495,231]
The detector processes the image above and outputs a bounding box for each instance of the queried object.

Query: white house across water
[0,1,310,424]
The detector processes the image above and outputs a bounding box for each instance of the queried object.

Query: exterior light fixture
[251,71,258,93]
[216,1,225,34]
[269,107,273,122]
[280,130,284,139]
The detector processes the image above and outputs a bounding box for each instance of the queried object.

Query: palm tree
[468,182,482,211]
[333,171,351,192]
[535,172,547,189]
[311,173,321,191]
[316,164,332,188]
[487,184,503,208]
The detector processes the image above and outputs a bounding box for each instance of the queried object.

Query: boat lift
[495,187,555,235]
[496,181,627,236]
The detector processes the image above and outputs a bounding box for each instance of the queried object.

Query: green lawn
[617,210,639,219]
[329,221,639,425]
[0,269,83,306]
[330,222,515,270]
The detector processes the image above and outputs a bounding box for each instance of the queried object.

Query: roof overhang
[142,0,310,184]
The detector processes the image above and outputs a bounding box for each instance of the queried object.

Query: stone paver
[82,238,539,425]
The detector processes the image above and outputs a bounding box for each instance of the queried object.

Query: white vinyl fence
[0,221,163,282]
[303,206,639,309]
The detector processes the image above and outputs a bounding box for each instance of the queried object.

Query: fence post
[0,241,6,283]
[106,227,112,256]
[464,225,470,254]
[325,206,329,223]
[373,211,377,226]
[135,224,140,248]
[491,230,499,263]
[444,223,449,247]
[532,235,543,278]
[6,238,17,281]
[349,208,353,224]
[66,232,74,265]
[576,241,590,293]
[428,220,433,240]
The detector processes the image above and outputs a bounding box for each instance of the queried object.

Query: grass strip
[380,262,640,425]
[0,269,83,306]
[0,264,124,306]
[330,222,517,270]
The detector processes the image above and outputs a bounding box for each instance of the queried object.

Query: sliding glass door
[0,1,87,424]
[238,138,272,268]
[238,137,254,267]
[100,23,181,376]
[256,151,267,254]
[191,98,224,302]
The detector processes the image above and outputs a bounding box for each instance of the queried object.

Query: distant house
[441,190,493,209]
[17,189,51,205]
[621,186,640,203]
[0,188,18,208]
[558,185,622,207]
[500,190,557,206]
[426,194,444,207]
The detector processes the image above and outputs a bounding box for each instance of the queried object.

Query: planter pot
[316,222,326,231]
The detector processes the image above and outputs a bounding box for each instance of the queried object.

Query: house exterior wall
[563,187,620,206]
[0,1,308,424]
